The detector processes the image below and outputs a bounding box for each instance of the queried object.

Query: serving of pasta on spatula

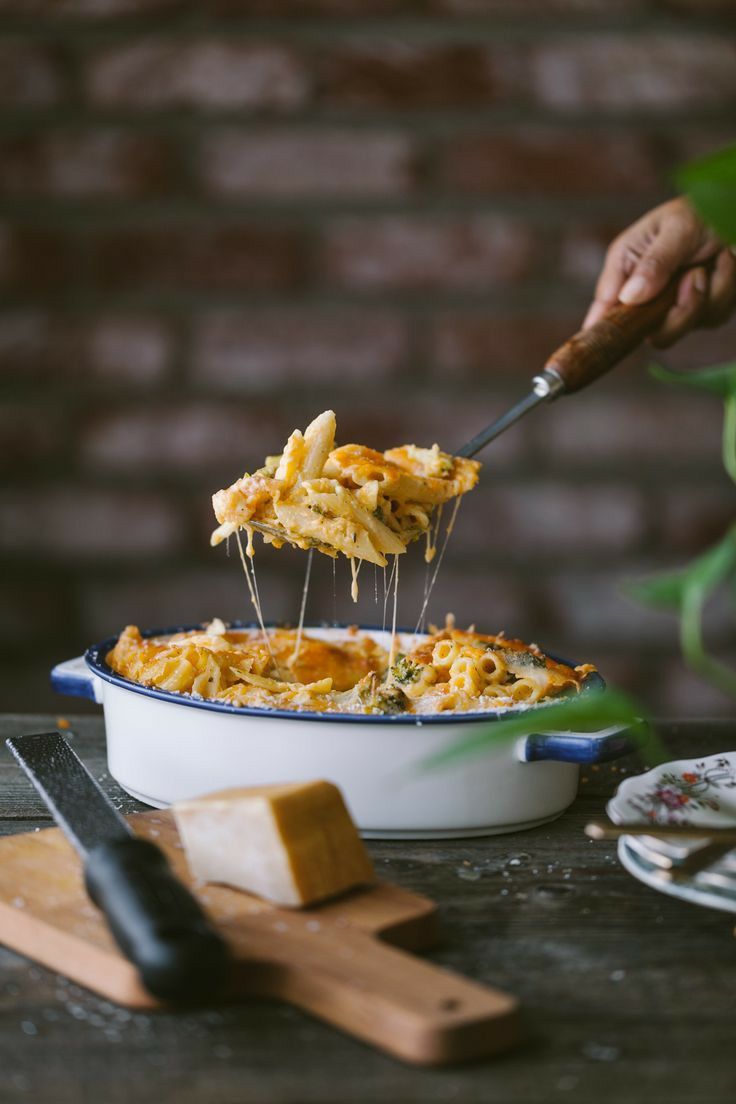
[210,410,480,586]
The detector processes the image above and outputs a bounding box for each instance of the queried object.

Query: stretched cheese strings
[291,547,314,664]
[235,528,280,675]
[388,554,400,668]
[413,497,462,634]
[382,557,397,634]
[349,556,363,603]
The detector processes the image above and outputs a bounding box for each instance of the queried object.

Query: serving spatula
[220,282,680,551]
[456,281,679,457]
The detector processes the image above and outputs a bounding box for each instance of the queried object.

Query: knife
[6,731,231,1002]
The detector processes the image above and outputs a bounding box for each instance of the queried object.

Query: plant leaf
[629,525,736,612]
[676,144,736,245]
[650,360,736,399]
[684,524,736,598]
[627,569,687,611]
[422,688,660,771]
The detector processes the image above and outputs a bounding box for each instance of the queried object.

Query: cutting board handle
[543,280,680,394]
[243,923,519,1066]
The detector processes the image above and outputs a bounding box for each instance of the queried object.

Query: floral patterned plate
[607,752,736,914]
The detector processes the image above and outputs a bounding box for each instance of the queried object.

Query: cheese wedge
[173,781,374,908]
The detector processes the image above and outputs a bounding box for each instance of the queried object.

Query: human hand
[583,197,736,348]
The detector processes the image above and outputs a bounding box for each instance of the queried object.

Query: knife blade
[6,731,230,1002]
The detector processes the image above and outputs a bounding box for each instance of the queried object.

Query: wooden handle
[587,820,736,843]
[233,923,520,1066]
[544,281,679,394]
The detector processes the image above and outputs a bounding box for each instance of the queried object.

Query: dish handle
[520,724,636,765]
[50,656,103,704]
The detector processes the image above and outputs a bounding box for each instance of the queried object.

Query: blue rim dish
[82,621,606,727]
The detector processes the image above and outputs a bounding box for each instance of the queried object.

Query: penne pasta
[210,411,481,597]
[107,624,594,716]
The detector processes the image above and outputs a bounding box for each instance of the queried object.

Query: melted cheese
[210,411,480,580]
[107,624,596,716]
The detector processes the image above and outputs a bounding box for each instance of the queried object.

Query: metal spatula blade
[6,731,231,1001]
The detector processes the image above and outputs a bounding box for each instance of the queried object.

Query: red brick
[200,129,414,199]
[654,316,736,372]
[327,394,527,469]
[647,656,736,718]
[0,488,184,558]
[0,0,187,11]
[0,402,64,473]
[539,392,725,467]
[0,313,173,386]
[308,555,531,638]
[0,225,74,295]
[210,0,400,13]
[0,131,174,200]
[529,35,736,111]
[315,42,520,109]
[540,570,682,648]
[80,565,305,642]
[191,309,408,389]
[322,216,534,291]
[433,0,640,10]
[439,128,661,196]
[86,39,308,110]
[91,223,305,293]
[78,402,290,475]
[657,484,736,555]
[558,219,630,285]
[0,580,72,650]
[431,311,584,379]
[451,482,646,557]
[658,127,736,167]
[654,1,736,16]
[0,42,65,108]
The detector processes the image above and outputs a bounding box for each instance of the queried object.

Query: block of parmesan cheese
[172,780,374,908]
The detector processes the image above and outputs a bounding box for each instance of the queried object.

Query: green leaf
[627,569,687,611]
[421,688,663,771]
[685,524,736,598]
[676,143,736,245]
[650,360,736,399]
[629,525,736,613]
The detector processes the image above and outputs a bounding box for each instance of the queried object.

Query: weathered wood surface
[0,714,734,1104]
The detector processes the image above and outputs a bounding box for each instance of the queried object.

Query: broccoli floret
[374,686,408,714]
[391,654,421,685]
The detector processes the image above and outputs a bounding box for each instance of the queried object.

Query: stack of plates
[608,751,736,914]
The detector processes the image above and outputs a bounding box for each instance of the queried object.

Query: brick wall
[1,1,735,716]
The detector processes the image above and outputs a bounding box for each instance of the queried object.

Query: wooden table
[0,715,734,1104]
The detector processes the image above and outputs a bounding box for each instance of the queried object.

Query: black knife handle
[84,837,230,1002]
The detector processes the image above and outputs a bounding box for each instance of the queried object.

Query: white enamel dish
[608,752,736,913]
[52,622,636,839]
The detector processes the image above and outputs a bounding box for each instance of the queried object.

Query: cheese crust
[107,622,596,716]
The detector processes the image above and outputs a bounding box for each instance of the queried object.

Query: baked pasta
[107,621,596,717]
[210,411,480,570]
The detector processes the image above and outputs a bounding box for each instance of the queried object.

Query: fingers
[649,249,736,347]
[701,247,736,327]
[582,237,632,330]
[619,205,702,305]
[649,267,707,348]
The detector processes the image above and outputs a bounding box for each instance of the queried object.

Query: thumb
[619,215,698,305]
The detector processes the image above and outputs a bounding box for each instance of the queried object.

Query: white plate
[608,751,736,913]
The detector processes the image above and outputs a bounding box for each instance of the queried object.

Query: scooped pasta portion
[107,621,596,716]
[210,410,480,569]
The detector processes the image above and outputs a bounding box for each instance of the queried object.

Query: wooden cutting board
[0,810,519,1066]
